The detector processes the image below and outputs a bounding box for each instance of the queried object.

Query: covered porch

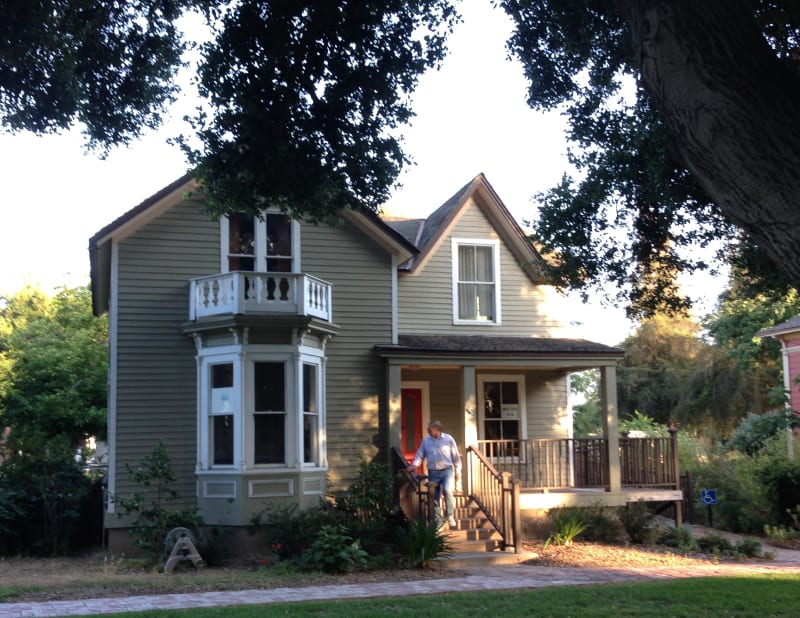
[379,334,683,551]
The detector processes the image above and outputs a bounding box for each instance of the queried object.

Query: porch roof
[376,334,624,367]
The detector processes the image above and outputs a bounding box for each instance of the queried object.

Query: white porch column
[387,361,402,450]
[601,364,621,493]
[462,365,478,448]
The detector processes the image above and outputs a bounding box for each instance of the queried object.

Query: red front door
[401,388,423,464]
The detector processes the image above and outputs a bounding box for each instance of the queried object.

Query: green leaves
[0,285,108,455]
[183,0,459,221]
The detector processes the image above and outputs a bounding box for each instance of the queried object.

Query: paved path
[2,560,800,617]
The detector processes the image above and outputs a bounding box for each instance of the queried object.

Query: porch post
[387,361,402,451]
[462,365,478,448]
[601,364,622,493]
[462,365,477,495]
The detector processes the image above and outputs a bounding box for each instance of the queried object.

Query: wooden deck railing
[477,432,679,491]
[465,446,520,552]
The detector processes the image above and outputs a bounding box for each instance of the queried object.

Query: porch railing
[465,446,521,552]
[477,433,679,491]
[189,272,332,321]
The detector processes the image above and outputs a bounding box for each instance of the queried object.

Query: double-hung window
[478,375,526,458]
[452,239,500,324]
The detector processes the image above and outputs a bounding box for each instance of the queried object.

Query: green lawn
[110,574,800,617]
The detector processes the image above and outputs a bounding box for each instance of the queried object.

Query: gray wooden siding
[523,371,569,439]
[398,198,563,336]
[113,200,218,516]
[300,220,394,490]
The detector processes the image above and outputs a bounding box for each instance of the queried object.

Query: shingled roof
[758,315,800,339]
[376,334,624,358]
[382,174,550,284]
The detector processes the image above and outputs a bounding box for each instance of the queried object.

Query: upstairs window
[452,239,501,324]
[223,212,297,273]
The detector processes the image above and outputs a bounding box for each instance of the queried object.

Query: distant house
[90,173,681,551]
[759,316,800,414]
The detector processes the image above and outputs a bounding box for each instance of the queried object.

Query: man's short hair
[428,420,442,430]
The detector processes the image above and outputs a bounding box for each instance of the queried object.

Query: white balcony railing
[190,272,332,322]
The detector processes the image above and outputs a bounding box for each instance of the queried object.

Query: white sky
[0,0,724,345]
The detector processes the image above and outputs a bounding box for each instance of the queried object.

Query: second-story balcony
[190,272,333,322]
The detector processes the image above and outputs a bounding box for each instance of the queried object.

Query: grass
[99,574,800,617]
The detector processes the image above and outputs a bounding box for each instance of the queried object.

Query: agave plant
[544,508,588,548]
[395,520,455,568]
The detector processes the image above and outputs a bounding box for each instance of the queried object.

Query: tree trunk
[616,0,800,287]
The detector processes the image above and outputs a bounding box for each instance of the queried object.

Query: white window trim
[451,238,502,325]
[220,212,300,273]
[476,374,527,442]
[299,351,326,468]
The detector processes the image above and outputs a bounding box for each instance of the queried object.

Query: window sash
[455,241,497,322]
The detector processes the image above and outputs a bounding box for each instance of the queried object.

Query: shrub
[579,503,626,544]
[734,537,764,558]
[618,500,659,545]
[333,457,395,526]
[727,410,796,456]
[300,524,368,573]
[250,502,339,563]
[696,533,736,556]
[113,442,204,558]
[692,450,771,533]
[0,440,94,555]
[395,520,454,568]
[658,526,698,552]
[544,508,588,548]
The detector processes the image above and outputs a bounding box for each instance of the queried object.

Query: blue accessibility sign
[700,489,718,505]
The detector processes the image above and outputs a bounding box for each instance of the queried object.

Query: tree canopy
[3,1,800,301]
[502,0,800,313]
[0,285,107,454]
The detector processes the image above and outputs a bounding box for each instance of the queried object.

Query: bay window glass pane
[254,414,285,464]
[212,363,233,388]
[254,362,284,411]
[213,415,234,465]
[303,414,318,464]
[303,364,317,413]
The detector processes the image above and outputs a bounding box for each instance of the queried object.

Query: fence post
[668,423,683,526]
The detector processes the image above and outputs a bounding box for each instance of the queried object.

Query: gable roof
[88,175,418,316]
[758,315,800,339]
[383,173,550,285]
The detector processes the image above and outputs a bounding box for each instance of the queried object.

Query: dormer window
[222,212,298,273]
[452,238,501,324]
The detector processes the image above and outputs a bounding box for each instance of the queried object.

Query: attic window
[452,239,501,324]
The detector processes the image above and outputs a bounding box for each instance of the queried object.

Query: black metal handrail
[391,446,436,523]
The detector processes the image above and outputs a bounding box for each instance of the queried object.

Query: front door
[401,387,423,464]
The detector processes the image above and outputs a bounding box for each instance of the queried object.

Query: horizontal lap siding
[524,371,569,439]
[113,201,218,510]
[301,221,393,489]
[398,199,562,336]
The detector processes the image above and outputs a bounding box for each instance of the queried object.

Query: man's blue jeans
[427,467,455,525]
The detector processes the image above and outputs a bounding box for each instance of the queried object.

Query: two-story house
[90,173,681,551]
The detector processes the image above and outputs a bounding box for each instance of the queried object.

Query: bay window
[198,347,325,471]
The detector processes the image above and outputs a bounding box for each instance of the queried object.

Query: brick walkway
[2,561,800,617]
